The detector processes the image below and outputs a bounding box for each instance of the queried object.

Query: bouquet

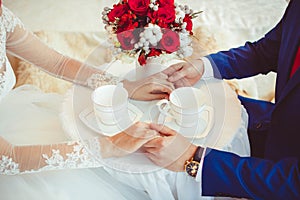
[102,0,201,66]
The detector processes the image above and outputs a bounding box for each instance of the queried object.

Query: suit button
[256,123,262,129]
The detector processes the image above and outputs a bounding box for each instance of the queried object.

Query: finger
[160,80,176,90]
[168,67,190,82]
[150,83,173,94]
[144,152,158,162]
[143,137,163,148]
[143,147,160,154]
[162,63,184,76]
[150,123,176,136]
[174,78,192,88]
[155,72,169,80]
[147,93,169,100]
[144,129,160,139]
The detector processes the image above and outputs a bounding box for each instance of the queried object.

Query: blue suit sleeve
[202,148,300,200]
[238,95,274,131]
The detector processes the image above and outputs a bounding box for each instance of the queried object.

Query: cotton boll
[175,8,185,23]
[140,37,146,43]
[148,23,154,28]
[155,34,162,41]
[149,37,158,45]
[144,30,153,39]
[138,42,144,47]
[153,26,161,34]
[184,5,189,11]
[144,41,150,47]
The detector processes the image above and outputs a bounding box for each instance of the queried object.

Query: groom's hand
[163,59,204,88]
[143,123,197,172]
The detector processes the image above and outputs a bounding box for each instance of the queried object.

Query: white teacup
[156,87,214,137]
[91,84,128,126]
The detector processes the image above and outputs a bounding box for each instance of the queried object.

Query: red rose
[117,13,138,33]
[183,15,193,32]
[148,5,175,27]
[117,30,136,50]
[128,0,150,16]
[107,3,130,22]
[138,51,147,66]
[160,29,180,53]
[158,5,175,23]
[157,0,174,7]
[148,48,162,58]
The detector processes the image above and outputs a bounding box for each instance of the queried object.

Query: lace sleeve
[3,6,119,89]
[0,136,103,175]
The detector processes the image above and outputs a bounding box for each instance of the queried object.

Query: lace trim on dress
[1,6,24,33]
[86,72,120,89]
[0,70,6,97]
[0,155,20,175]
[0,23,5,68]
[0,6,24,98]
[0,140,104,175]
[87,137,103,161]
[41,142,101,170]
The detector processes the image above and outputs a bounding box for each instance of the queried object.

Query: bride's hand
[100,122,159,158]
[122,73,175,101]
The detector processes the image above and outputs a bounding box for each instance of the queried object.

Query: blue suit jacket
[202,0,300,199]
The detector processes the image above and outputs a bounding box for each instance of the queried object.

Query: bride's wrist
[99,137,116,158]
[121,79,134,99]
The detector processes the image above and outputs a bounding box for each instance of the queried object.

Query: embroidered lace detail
[0,6,22,95]
[41,142,102,171]
[1,6,24,33]
[86,73,119,89]
[87,137,103,161]
[0,71,6,97]
[0,155,20,175]
[0,12,6,71]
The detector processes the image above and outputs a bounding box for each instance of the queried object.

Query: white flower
[175,6,185,23]
[179,32,192,48]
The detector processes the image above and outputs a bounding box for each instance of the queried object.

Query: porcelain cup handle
[156,99,176,123]
[198,105,214,138]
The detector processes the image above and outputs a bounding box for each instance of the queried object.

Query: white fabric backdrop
[4,0,287,49]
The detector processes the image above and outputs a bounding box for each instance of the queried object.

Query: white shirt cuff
[201,57,214,78]
[195,147,207,183]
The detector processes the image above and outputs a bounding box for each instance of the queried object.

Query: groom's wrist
[187,59,205,76]
[184,146,204,178]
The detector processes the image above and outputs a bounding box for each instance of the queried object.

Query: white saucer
[79,103,143,136]
[148,105,214,139]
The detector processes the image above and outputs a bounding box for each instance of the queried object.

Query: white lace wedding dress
[0,6,150,200]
